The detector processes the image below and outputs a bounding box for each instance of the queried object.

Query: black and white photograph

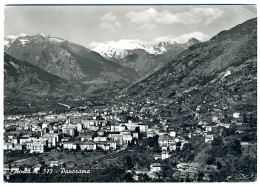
[2,1,257,183]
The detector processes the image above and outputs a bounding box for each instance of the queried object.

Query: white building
[233,112,240,118]
[77,123,83,132]
[4,142,13,150]
[147,131,154,138]
[80,142,97,151]
[205,126,212,132]
[42,123,48,129]
[93,136,107,142]
[162,152,171,160]
[150,163,162,172]
[169,131,177,137]
[61,141,77,150]
[41,133,62,148]
[205,135,214,143]
[26,139,48,153]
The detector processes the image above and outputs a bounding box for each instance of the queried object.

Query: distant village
[4,99,254,181]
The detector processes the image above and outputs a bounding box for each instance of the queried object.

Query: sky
[4,5,257,48]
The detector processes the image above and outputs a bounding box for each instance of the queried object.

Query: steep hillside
[111,49,165,77]
[4,53,88,114]
[93,38,201,77]
[5,34,140,85]
[122,18,257,115]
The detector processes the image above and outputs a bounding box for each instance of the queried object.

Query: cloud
[89,31,209,50]
[100,12,121,32]
[89,39,148,50]
[152,32,210,44]
[126,7,224,29]
[89,41,102,48]
[126,8,156,30]
[136,23,155,30]
[191,7,224,25]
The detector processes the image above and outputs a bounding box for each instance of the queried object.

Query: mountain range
[4,34,140,85]
[121,18,257,120]
[4,52,89,114]
[4,18,257,115]
[92,38,200,76]
[92,38,200,59]
[5,34,200,80]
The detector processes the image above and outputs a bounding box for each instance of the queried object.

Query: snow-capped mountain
[4,33,30,49]
[92,39,157,60]
[123,18,257,109]
[154,38,200,54]
[92,38,200,60]
[4,33,64,50]
[90,38,201,77]
[4,33,201,83]
[4,33,140,84]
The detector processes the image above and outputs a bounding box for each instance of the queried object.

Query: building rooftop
[150,163,162,167]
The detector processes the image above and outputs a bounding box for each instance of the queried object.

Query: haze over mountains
[4,18,257,115]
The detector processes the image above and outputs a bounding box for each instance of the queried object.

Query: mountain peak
[123,17,257,118]
[210,18,257,41]
[92,39,156,59]
[5,33,29,39]
[188,38,200,44]
[4,33,66,50]
[92,37,200,59]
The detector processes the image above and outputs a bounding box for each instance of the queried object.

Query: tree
[221,128,228,137]
[138,173,151,182]
[197,172,204,181]
[249,114,256,128]
[135,127,140,133]
[123,172,134,182]
[229,140,242,156]
[206,155,216,165]
[224,113,228,118]
[147,135,159,147]
[176,142,181,147]
[242,113,248,123]
[19,165,25,171]
[8,163,11,171]
[217,161,222,170]
[125,155,134,170]
[211,135,223,147]
[39,160,46,167]
[185,177,192,182]
[92,132,98,139]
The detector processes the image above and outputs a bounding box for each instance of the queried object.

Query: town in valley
[3,5,257,183]
[4,95,257,182]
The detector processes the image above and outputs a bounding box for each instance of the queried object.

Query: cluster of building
[4,114,149,153]
[4,100,247,155]
[4,98,251,183]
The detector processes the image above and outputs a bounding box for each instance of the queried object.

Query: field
[4,150,113,169]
